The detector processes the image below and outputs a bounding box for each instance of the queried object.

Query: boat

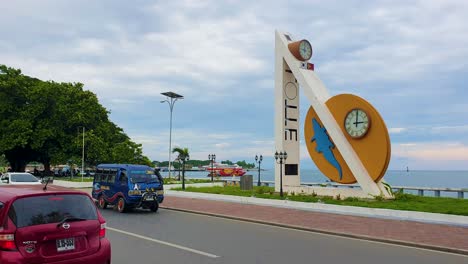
[204,163,246,177]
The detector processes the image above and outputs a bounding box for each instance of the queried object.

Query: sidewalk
[161,195,468,255]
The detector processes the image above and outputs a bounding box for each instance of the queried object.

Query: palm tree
[172,147,190,190]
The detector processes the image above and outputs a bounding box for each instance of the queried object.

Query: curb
[160,205,468,256]
[165,191,468,227]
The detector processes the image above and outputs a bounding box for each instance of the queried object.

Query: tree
[0,65,152,171]
[172,147,190,189]
[235,160,255,169]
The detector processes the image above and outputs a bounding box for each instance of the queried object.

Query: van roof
[97,164,152,170]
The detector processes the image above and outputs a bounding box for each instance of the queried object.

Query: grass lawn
[172,185,468,216]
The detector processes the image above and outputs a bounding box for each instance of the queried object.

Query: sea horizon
[161,169,468,189]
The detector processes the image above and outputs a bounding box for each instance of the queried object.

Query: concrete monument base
[284,185,390,199]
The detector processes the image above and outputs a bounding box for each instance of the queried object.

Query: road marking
[107,226,219,258]
[164,209,468,258]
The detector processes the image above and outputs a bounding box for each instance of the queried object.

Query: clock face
[299,40,312,61]
[344,109,370,138]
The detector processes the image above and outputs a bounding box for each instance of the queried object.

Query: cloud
[128,128,274,161]
[389,127,407,134]
[314,1,468,86]
[393,142,468,161]
[431,125,468,134]
[1,0,468,170]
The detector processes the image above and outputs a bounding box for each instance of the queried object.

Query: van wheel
[117,197,127,213]
[98,196,108,209]
[150,201,159,212]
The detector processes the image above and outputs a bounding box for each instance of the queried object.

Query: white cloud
[2,0,468,170]
[128,128,274,161]
[389,127,407,134]
[431,125,468,134]
[393,142,468,161]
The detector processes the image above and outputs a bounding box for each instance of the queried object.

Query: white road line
[107,226,220,258]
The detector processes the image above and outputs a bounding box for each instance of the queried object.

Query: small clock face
[299,40,312,61]
[344,109,370,138]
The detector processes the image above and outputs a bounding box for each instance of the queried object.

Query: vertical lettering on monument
[283,81,299,142]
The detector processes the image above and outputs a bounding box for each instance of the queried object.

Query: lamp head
[274,151,279,160]
[260,155,263,162]
[255,155,258,162]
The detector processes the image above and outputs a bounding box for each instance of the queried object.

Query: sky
[1,0,468,170]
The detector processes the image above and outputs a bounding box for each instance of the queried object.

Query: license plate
[156,190,164,195]
[56,238,75,252]
[144,196,154,201]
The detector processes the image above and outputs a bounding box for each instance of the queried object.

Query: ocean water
[161,169,468,188]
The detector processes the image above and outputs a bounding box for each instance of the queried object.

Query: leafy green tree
[221,160,233,165]
[235,160,255,169]
[0,65,152,171]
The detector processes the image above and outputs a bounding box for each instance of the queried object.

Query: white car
[1,172,42,185]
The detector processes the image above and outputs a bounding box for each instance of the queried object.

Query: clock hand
[355,110,358,127]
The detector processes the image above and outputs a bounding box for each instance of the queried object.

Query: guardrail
[214,178,467,199]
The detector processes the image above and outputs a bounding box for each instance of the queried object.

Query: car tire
[98,196,108,209]
[117,197,127,213]
[150,201,159,212]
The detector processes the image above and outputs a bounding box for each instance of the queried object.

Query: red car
[0,184,111,264]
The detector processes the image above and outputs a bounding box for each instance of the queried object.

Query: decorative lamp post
[274,151,288,197]
[208,154,216,182]
[160,92,184,178]
[255,154,263,186]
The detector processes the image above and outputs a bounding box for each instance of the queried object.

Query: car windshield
[129,170,159,183]
[9,194,98,228]
[11,173,39,182]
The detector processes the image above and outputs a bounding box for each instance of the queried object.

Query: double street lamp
[274,151,288,197]
[161,92,184,178]
[208,154,216,182]
[255,154,263,187]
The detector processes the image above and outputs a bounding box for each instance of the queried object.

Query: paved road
[100,207,468,264]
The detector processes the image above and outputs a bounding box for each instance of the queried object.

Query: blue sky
[1,0,468,170]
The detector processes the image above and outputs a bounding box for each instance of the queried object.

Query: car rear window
[8,194,97,228]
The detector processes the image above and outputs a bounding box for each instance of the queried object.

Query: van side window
[109,169,117,183]
[95,168,103,182]
[101,169,109,182]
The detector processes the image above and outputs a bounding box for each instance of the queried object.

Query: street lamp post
[208,154,216,182]
[81,126,85,182]
[161,92,184,178]
[255,154,263,187]
[274,151,288,197]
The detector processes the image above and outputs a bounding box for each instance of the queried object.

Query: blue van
[92,164,164,213]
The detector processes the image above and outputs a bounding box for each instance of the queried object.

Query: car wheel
[98,196,108,209]
[150,201,159,212]
[117,197,127,213]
